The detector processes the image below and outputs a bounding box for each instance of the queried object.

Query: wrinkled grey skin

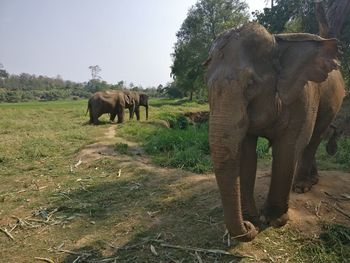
[86,91,133,124]
[205,23,345,242]
[123,91,149,120]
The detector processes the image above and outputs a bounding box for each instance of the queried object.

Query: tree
[0,63,9,79]
[88,65,101,80]
[171,0,249,100]
[254,0,319,34]
[315,0,350,38]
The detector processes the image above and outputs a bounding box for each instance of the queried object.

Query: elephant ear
[275,34,339,105]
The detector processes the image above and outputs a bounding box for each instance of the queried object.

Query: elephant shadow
[52,166,248,262]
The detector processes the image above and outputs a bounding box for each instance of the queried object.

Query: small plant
[114,143,129,154]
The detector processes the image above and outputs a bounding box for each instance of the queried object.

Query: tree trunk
[315,0,350,38]
[189,91,193,101]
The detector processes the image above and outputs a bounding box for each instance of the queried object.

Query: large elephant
[204,23,345,242]
[123,90,149,120]
[86,91,133,124]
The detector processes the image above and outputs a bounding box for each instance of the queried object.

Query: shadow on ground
[51,162,247,262]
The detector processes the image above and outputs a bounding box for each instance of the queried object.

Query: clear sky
[0,0,266,87]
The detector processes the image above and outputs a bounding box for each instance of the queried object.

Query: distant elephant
[86,91,133,125]
[204,23,345,242]
[123,90,149,120]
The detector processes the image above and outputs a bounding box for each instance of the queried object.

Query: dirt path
[77,125,350,237]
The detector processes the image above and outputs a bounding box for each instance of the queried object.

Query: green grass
[0,99,102,178]
[316,138,350,171]
[118,99,212,173]
[294,223,350,263]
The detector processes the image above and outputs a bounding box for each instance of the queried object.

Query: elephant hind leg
[293,141,321,193]
[92,112,101,125]
[89,111,94,124]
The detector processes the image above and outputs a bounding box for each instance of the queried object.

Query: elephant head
[204,23,339,242]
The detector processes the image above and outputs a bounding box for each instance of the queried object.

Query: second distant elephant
[87,91,134,124]
[123,91,149,120]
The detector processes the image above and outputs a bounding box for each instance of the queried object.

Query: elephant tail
[86,100,91,116]
[326,124,338,156]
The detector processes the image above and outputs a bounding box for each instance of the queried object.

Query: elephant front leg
[117,108,125,123]
[264,136,300,227]
[240,135,260,226]
[135,107,140,121]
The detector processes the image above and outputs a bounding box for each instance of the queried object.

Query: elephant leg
[92,112,100,125]
[129,108,133,120]
[89,110,94,124]
[240,135,259,225]
[293,138,322,193]
[264,134,302,227]
[117,108,125,123]
[293,111,335,193]
[135,107,140,121]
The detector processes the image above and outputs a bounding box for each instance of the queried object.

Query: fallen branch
[334,204,350,219]
[54,248,91,257]
[74,159,82,168]
[160,243,247,258]
[34,257,56,263]
[91,258,119,263]
[0,227,14,241]
[315,201,322,219]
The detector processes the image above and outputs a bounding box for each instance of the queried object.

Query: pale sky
[0,0,266,87]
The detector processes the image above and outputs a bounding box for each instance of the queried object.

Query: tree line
[0,68,164,103]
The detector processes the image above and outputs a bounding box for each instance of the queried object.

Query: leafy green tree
[85,79,109,93]
[254,0,318,34]
[171,0,249,100]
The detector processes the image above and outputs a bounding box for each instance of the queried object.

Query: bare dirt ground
[1,125,349,262]
[82,125,350,238]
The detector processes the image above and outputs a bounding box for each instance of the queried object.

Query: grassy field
[0,99,349,262]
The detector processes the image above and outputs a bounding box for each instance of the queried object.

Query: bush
[158,112,189,129]
[256,138,271,159]
[143,123,211,173]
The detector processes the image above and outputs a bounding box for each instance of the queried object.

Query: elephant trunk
[209,79,258,242]
[214,168,258,242]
